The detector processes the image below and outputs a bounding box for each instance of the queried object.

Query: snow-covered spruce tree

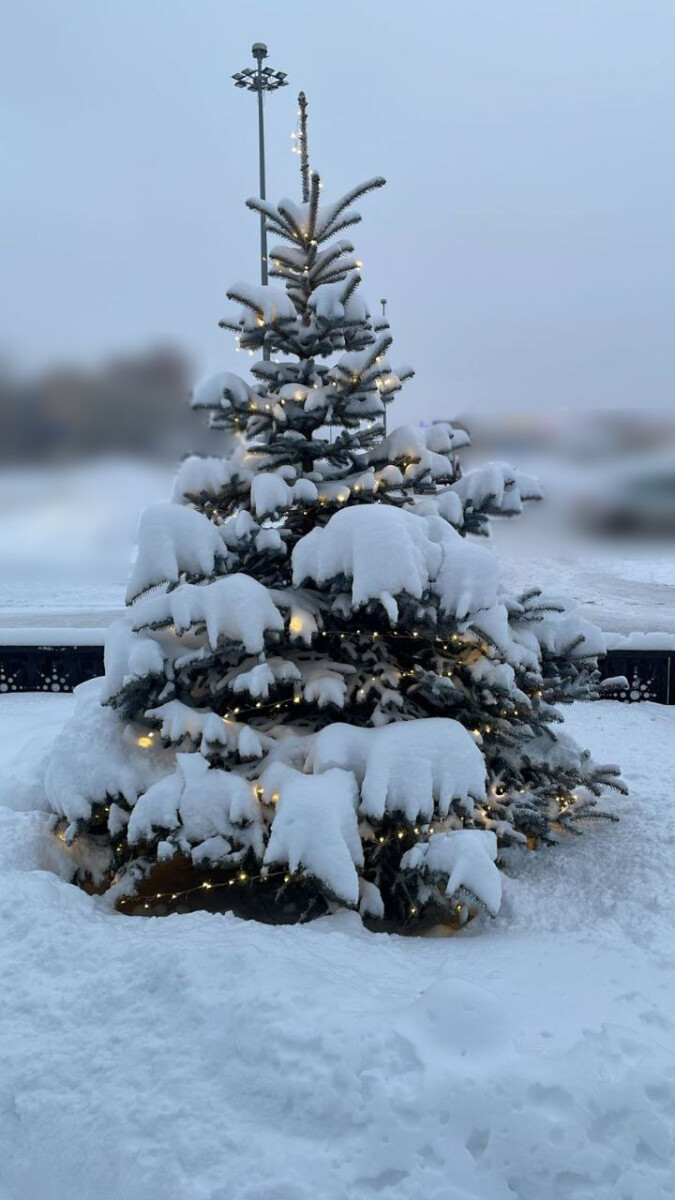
[41,93,624,927]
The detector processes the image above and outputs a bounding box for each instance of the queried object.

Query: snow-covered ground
[492,522,675,636]
[0,460,170,628]
[1,694,674,1199]
[1,458,674,635]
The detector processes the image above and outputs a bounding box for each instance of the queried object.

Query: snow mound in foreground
[0,699,674,1198]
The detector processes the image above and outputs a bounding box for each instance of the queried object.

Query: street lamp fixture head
[233,46,287,91]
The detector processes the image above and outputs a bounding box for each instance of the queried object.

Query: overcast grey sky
[2,0,674,418]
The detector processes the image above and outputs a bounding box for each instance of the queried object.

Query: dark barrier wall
[0,645,672,704]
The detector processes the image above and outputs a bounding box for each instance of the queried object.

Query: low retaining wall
[0,643,104,693]
[0,633,672,704]
[598,649,673,705]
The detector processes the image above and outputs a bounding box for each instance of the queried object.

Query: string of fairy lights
[114,821,452,916]
[56,609,562,921]
[117,864,295,911]
[132,626,510,734]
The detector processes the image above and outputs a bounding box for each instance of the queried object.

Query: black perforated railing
[0,642,672,704]
[0,644,104,694]
[598,649,673,705]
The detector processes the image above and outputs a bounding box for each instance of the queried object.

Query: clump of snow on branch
[401,829,502,915]
[451,462,543,519]
[434,534,499,621]
[250,472,293,518]
[126,503,230,602]
[44,682,174,827]
[366,424,462,484]
[536,612,607,658]
[191,371,256,411]
[139,699,270,762]
[292,504,500,622]
[307,718,486,824]
[131,575,284,653]
[129,753,262,862]
[172,453,253,502]
[360,719,487,822]
[293,506,434,622]
[100,619,165,705]
[226,282,297,334]
[263,767,362,906]
[306,723,374,782]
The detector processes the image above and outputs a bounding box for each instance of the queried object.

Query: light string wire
[117,864,298,909]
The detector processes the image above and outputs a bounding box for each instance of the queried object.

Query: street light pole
[253,48,268,287]
[233,44,288,359]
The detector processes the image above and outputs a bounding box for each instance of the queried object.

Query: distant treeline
[0,347,209,462]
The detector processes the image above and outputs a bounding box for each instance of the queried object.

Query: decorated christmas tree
[35,93,624,928]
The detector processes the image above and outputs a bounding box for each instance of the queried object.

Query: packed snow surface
[2,459,674,637]
[1,696,674,1199]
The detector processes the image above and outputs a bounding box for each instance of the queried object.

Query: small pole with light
[380,300,388,435]
[232,43,288,359]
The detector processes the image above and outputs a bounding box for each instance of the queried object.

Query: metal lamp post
[232,43,288,296]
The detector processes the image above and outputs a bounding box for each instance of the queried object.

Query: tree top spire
[297,92,310,203]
